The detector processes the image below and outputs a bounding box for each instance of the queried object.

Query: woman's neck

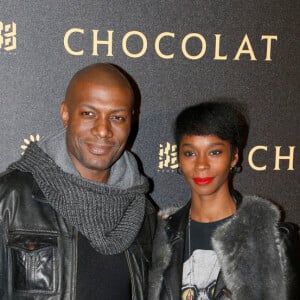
[190,192,236,223]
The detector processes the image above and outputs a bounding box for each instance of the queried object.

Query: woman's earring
[177,167,182,175]
[230,165,242,174]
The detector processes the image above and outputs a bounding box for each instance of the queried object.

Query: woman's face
[178,134,238,200]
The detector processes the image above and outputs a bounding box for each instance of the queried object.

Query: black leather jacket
[0,170,156,299]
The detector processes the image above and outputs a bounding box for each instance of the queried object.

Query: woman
[149,102,299,300]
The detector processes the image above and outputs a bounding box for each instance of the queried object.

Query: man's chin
[84,162,112,172]
[80,152,123,172]
[86,156,120,170]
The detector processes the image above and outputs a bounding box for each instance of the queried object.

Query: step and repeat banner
[0,1,299,226]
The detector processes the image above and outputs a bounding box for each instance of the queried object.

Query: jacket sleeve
[0,179,8,299]
[138,198,157,262]
[0,222,5,298]
[279,222,300,299]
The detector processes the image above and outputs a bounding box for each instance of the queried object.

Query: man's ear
[60,101,69,128]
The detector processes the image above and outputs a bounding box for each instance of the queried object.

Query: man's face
[61,80,133,182]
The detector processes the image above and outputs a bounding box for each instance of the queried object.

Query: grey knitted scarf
[9,142,148,255]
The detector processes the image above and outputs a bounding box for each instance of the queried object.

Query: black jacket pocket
[8,234,58,293]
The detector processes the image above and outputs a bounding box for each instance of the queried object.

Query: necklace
[185,211,219,300]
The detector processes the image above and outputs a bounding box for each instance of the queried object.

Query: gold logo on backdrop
[158,143,296,172]
[64,29,277,61]
[158,142,178,172]
[0,21,16,51]
[20,134,40,155]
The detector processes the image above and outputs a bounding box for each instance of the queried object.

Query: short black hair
[175,101,248,153]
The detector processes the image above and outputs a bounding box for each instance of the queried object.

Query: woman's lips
[193,177,214,185]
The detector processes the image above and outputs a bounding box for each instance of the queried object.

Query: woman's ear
[231,148,239,168]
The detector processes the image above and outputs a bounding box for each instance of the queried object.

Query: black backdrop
[0,1,299,226]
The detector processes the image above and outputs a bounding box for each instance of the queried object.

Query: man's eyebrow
[78,104,129,113]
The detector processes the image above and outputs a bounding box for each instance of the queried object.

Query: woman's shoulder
[238,194,281,222]
[157,201,190,221]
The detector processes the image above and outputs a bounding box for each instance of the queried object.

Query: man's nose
[91,117,113,138]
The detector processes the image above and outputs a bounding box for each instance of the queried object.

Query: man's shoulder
[144,198,158,230]
[0,169,33,185]
[134,199,157,245]
[145,198,158,215]
[0,169,34,197]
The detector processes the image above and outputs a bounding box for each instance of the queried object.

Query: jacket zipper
[125,250,137,300]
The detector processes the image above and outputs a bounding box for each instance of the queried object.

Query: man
[0,63,156,299]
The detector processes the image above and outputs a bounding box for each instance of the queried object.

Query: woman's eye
[210,150,222,156]
[183,151,195,157]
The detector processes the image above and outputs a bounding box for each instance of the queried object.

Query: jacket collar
[165,201,190,243]
[165,190,242,241]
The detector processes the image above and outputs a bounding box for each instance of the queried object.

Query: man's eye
[111,115,126,121]
[81,111,94,116]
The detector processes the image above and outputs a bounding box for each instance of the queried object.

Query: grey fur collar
[212,196,287,300]
[149,196,288,300]
[148,216,173,299]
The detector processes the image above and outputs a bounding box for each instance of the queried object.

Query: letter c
[64,28,84,56]
[248,146,268,171]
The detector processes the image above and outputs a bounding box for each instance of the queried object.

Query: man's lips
[193,177,214,185]
[87,143,114,155]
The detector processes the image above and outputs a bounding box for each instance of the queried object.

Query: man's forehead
[64,63,135,109]
[65,79,134,110]
[67,67,132,96]
[73,64,130,86]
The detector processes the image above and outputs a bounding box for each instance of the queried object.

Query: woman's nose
[196,155,209,169]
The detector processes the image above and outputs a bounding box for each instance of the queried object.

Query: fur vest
[148,195,295,300]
